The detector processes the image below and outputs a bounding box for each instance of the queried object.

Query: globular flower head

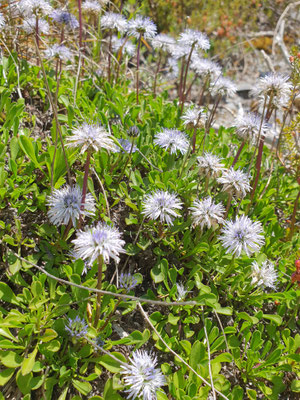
[177,283,188,301]
[65,316,88,339]
[119,273,138,292]
[82,0,103,15]
[252,73,292,108]
[142,190,182,226]
[50,9,79,29]
[101,12,128,33]
[251,260,277,290]
[47,185,95,227]
[115,138,137,153]
[154,128,189,155]
[170,42,191,60]
[152,33,175,52]
[44,44,73,62]
[191,56,221,78]
[66,123,116,154]
[128,125,140,137]
[112,36,135,57]
[166,58,179,79]
[235,112,267,142]
[0,13,6,29]
[197,152,224,178]
[72,222,126,265]
[218,167,251,198]
[189,197,225,229]
[22,17,49,34]
[178,29,210,51]
[18,0,53,17]
[127,15,157,39]
[211,76,237,97]
[219,215,265,257]
[181,107,206,129]
[121,350,166,400]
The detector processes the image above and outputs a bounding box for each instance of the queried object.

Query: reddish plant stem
[180,44,195,112]
[198,75,209,106]
[288,189,300,240]
[231,140,246,167]
[153,51,162,98]
[81,150,91,212]
[136,34,142,104]
[94,255,104,328]
[78,0,83,50]
[35,15,39,66]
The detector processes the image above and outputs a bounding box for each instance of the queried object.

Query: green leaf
[72,379,92,396]
[99,352,127,373]
[291,379,300,392]
[212,353,233,363]
[262,314,282,326]
[0,368,14,386]
[0,282,19,305]
[21,347,38,375]
[16,370,33,395]
[0,350,23,368]
[39,329,58,343]
[247,389,257,399]
[151,259,168,284]
[237,312,259,324]
[19,135,41,170]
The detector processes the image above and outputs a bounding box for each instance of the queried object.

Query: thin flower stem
[138,302,229,400]
[78,0,83,51]
[136,34,142,104]
[94,255,104,327]
[198,74,209,106]
[107,31,112,82]
[116,141,134,185]
[231,140,246,167]
[81,150,91,212]
[92,167,111,220]
[288,189,300,240]
[153,50,162,98]
[35,15,39,66]
[178,58,186,100]
[202,308,216,400]
[33,37,71,186]
[224,192,233,219]
[180,44,195,112]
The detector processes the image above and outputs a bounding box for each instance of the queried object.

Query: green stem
[94,255,104,328]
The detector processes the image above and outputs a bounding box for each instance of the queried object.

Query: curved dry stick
[202,308,216,399]
[137,302,229,400]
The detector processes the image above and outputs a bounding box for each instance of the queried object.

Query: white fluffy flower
[142,190,182,226]
[152,33,175,51]
[50,9,79,29]
[197,152,224,178]
[154,128,189,155]
[66,123,116,154]
[22,17,49,34]
[251,260,277,289]
[0,13,6,29]
[176,283,189,301]
[166,58,179,79]
[252,73,292,108]
[101,12,128,33]
[72,223,125,265]
[121,350,166,400]
[178,29,210,51]
[189,197,225,229]
[47,185,95,226]
[82,0,102,14]
[169,43,191,59]
[191,56,221,78]
[18,0,53,16]
[218,168,251,198]
[235,112,266,141]
[219,215,265,257]
[181,107,206,129]
[211,76,237,97]
[44,44,73,61]
[127,15,157,39]
[112,36,135,57]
